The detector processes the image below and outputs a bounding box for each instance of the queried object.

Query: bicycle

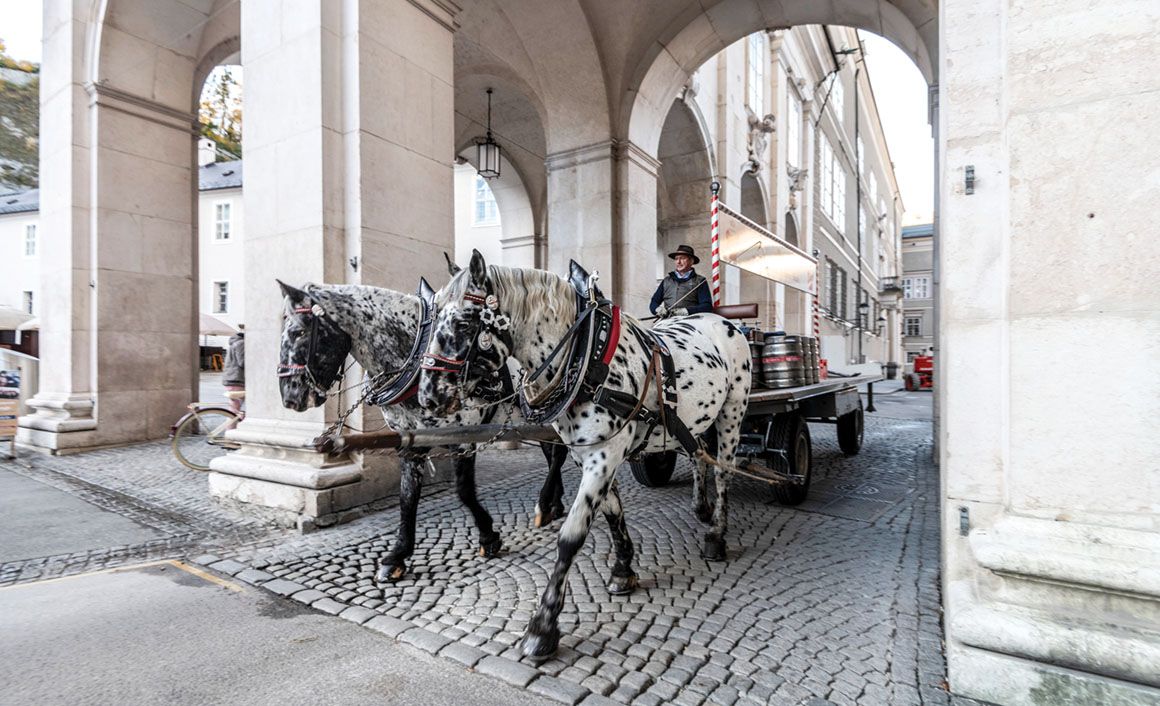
[170,390,244,471]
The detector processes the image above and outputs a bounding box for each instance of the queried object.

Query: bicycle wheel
[172,407,239,471]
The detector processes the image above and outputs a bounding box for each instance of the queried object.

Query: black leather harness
[369,278,439,407]
[518,262,702,457]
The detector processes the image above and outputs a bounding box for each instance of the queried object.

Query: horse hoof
[478,536,504,558]
[606,573,638,596]
[375,563,407,583]
[520,630,560,659]
[534,506,566,528]
[701,536,727,561]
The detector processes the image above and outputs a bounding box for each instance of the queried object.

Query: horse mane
[438,265,577,326]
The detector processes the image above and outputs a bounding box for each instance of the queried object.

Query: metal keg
[749,342,765,389]
[810,338,821,383]
[760,334,806,388]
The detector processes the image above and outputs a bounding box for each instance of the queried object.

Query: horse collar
[371,279,438,406]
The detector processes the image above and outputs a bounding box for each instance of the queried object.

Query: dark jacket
[649,270,713,315]
[223,333,245,387]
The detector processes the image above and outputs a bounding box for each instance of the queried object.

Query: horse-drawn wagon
[628,372,881,506]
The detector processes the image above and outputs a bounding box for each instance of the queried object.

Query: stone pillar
[941,0,1160,702]
[209,0,459,529]
[499,235,541,268]
[544,139,661,316]
[20,5,198,452]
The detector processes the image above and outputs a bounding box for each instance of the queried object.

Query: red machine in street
[905,355,934,391]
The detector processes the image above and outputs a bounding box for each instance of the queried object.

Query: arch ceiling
[616,0,936,151]
[453,71,548,222]
[96,0,240,112]
[457,0,936,185]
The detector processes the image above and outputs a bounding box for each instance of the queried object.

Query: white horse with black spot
[417,250,752,658]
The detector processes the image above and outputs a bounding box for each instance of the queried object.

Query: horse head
[276,280,353,412]
[418,250,511,415]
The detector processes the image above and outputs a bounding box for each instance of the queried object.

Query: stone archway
[784,210,800,248]
[453,73,549,270]
[21,0,241,451]
[738,171,769,229]
[656,98,715,282]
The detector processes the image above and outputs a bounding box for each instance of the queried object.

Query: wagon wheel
[769,414,812,506]
[629,451,677,487]
[837,399,864,456]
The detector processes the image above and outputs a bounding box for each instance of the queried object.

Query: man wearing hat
[649,244,713,318]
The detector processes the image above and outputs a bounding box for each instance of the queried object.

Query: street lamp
[475,88,501,180]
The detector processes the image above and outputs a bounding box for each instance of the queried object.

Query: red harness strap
[601,306,622,366]
[388,383,419,405]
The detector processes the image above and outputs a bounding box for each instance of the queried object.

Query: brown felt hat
[667,244,700,265]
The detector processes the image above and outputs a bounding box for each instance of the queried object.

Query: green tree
[0,39,40,190]
[199,66,242,160]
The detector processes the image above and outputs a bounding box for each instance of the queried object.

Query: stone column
[209,0,459,529]
[20,5,199,452]
[941,0,1160,702]
[544,139,662,316]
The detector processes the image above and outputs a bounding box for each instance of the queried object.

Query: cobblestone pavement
[1,412,984,705]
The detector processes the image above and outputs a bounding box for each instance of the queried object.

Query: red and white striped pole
[812,249,821,340]
[710,181,721,307]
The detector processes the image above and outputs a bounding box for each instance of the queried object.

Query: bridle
[420,286,513,392]
[277,304,345,398]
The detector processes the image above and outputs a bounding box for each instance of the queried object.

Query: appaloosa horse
[417,251,751,657]
[276,280,569,583]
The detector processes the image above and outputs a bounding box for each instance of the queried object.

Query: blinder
[420,280,513,391]
[277,303,349,398]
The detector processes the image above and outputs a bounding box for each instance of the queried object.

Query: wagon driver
[649,244,714,318]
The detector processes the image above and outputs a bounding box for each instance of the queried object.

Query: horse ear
[443,252,461,276]
[277,279,307,302]
[469,249,487,286]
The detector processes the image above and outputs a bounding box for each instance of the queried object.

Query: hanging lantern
[475,88,501,180]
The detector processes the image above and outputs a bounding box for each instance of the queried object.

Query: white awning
[716,203,817,294]
[0,306,33,330]
[200,313,237,336]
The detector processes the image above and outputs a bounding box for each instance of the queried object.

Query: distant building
[900,223,934,366]
[0,138,244,360]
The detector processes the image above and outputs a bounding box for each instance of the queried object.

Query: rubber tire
[769,414,812,506]
[629,451,677,487]
[171,407,239,471]
[904,373,917,391]
[837,401,864,456]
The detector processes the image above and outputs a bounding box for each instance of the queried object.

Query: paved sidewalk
[1,410,980,705]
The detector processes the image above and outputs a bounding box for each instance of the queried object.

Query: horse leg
[455,452,503,558]
[534,442,568,528]
[703,399,744,561]
[600,479,638,595]
[376,456,423,583]
[521,450,620,659]
[693,427,717,524]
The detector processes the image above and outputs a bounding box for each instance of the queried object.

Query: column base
[947,515,1160,704]
[17,393,99,454]
[208,417,402,531]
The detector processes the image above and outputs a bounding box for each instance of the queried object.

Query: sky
[1,2,41,64]
[0,4,932,225]
[859,31,935,226]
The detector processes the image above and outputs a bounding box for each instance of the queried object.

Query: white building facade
[900,223,934,365]
[0,189,41,319]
